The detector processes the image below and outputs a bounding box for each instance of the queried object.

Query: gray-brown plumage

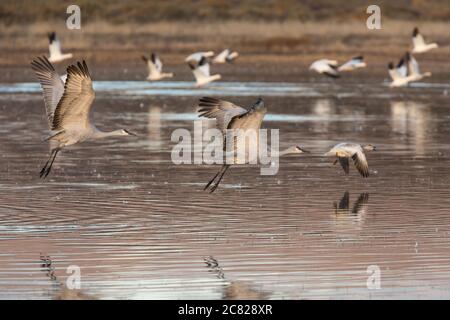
[325,142,376,178]
[31,56,64,126]
[198,97,265,193]
[31,56,135,179]
[198,97,307,192]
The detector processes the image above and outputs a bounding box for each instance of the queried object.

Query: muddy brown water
[0,79,450,299]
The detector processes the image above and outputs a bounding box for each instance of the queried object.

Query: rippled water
[1,81,450,299]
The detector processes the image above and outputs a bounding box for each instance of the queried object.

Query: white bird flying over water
[412,27,438,54]
[47,32,73,63]
[185,51,215,63]
[142,52,174,81]
[325,142,376,178]
[388,52,431,87]
[189,57,221,87]
[198,97,309,192]
[309,59,339,78]
[337,56,366,72]
[212,49,239,64]
[31,56,136,178]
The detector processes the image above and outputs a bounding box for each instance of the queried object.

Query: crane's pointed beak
[124,129,138,136]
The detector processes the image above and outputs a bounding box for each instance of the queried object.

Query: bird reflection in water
[204,256,269,300]
[40,254,97,300]
[147,105,163,150]
[334,191,369,216]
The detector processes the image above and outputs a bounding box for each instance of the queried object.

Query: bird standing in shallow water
[325,143,376,177]
[31,56,136,178]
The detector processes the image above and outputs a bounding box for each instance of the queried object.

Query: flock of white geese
[309,27,437,87]
[32,27,439,192]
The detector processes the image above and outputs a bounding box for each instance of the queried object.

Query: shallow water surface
[0,81,450,299]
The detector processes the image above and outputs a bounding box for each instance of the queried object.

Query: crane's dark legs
[204,166,223,191]
[204,165,230,193]
[39,148,61,179]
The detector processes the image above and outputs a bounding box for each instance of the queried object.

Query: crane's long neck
[93,129,124,139]
[223,147,294,160]
[270,147,296,157]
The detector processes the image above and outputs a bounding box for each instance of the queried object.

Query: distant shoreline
[2,0,450,24]
[0,20,448,82]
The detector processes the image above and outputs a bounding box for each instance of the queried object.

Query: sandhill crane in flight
[31,56,136,178]
[198,97,308,192]
[142,52,173,81]
[325,142,376,178]
[47,32,73,63]
[412,27,438,54]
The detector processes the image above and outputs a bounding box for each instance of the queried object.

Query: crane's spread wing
[225,100,266,162]
[151,53,163,72]
[31,56,65,127]
[52,60,95,131]
[338,157,350,174]
[227,101,266,131]
[198,97,248,133]
[351,150,369,177]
